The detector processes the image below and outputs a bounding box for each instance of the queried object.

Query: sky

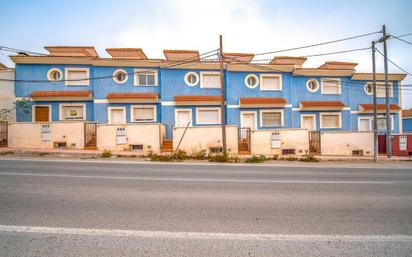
[1,0,411,107]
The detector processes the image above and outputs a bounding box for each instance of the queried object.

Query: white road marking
[0,172,395,184]
[0,225,411,242]
[1,157,411,169]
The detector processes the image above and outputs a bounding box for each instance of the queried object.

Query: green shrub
[244,155,267,163]
[101,150,113,158]
[299,155,319,162]
[147,152,172,162]
[285,156,297,161]
[209,154,229,162]
[272,155,279,160]
[172,149,187,161]
[0,151,15,156]
[192,149,207,160]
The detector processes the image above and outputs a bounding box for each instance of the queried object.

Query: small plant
[147,152,172,162]
[37,152,49,156]
[299,154,319,162]
[244,155,267,163]
[192,149,207,160]
[272,155,279,160]
[285,156,297,161]
[209,154,229,162]
[0,151,14,156]
[101,150,113,158]
[172,149,187,161]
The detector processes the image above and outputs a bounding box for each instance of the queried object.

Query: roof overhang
[351,73,407,81]
[293,68,354,77]
[239,97,287,108]
[359,104,401,113]
[269,56,307,68]
[106,93,158,103]
[31,90,92,101]
[299,101,346,111]
[223,53,254,63]
[318,61,358,70]
[227,64,294,72]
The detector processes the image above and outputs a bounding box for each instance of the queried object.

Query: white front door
[111,109,124,124]
[241,112,256,139]
[301,115,315,131]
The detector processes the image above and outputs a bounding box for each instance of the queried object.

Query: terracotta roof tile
[402,109,412,117]
[107,93,158,99]
[240,97,287,105]
[223,53,254,63]
[174,95,222,102]
[44,46,98,57]
[300,101,345,107]
[318,61,358,70]
[31,91,92,97]
[106,48,148,59]
[270,56,307,66]
[360,104,401,111]
[163,50,200,61]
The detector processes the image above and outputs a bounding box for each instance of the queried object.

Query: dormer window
[113,69,128,84]
[47,68,63,81]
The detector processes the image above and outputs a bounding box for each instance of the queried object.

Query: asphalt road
[0,159,411,257]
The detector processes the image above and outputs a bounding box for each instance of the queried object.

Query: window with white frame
[321,78,341,94]
[376,83,393,97]
[60,104,85,120]
[47,68,63,81]
[65,68,90,86]
[244,74,259,89]
[196,108,221,124]
[377,115,394,131]
[113,69,128,84]
[184,72,199,86]
[108,107,126,124]
[131,105,156,122]
[134,69,157,86]
[301,114,316,130]
[358,117,372,131]
[306,79,319,93]
[200,72,221,88]
[260,110,283,127]
[320,113,341,128]
[175,109,192,127]
[260,74,282,91]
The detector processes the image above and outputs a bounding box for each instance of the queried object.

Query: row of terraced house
[2,46,412,156]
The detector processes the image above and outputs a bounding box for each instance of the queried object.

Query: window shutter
[198,109,220,124]
[262,112,281,127]
[322,79,340,94]
[261,77,280,90]
[202,74,220,88]
[322,115,339,128]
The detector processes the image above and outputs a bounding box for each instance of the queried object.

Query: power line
[0,49,219,83]
[254,31,380,56]
[390,35,412,46]
[394,32,412,38]
[223,55,412,89]
[250,46,371,62]
[0,46,46,56]
[375,48,412,77]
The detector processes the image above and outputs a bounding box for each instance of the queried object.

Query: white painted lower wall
[250,129,309,156]
[173,125,238,155]
[97,124,164,154]
[320,131,373,156]
[7,122,85,149]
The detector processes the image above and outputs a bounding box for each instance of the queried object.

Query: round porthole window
[364,83,373,95]
[244,74,259,89]
[113,69,128,84]
[306,79,319,92]
[47,68,63,81]
[184,72,199,86]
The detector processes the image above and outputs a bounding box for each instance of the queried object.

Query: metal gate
[309,131,321,155]
[84,123,97,148]
[0,121,7,147]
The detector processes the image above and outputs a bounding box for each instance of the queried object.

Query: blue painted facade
[14,61,403,138]
[403,118,412,132]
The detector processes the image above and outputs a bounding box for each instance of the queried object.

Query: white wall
[97,124,164,153]
[251,129,309,156]
[0,69,15,121]
[320,131,373,156]
[173,125,238,155]
[8,122,85,149]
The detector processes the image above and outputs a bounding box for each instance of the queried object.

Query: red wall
[391,134,412,157]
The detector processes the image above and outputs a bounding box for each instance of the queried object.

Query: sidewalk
[1,146,411,163]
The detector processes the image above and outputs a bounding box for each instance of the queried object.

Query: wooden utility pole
[372,41,378,162]
[380,25,392,158]
[219,35,227,155]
